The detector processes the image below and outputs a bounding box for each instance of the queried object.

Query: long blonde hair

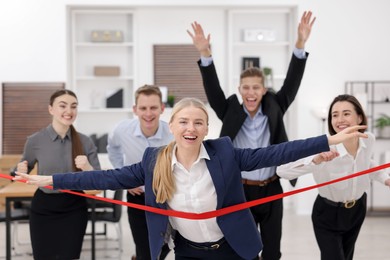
[152,98,209,203]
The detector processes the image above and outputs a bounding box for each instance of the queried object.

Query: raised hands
[187,21,212,57]
[188,12,316,56]
[296,11,316,49]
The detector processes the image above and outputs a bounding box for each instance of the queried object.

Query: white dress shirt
[277,132,389,203]
[168,144,224,243]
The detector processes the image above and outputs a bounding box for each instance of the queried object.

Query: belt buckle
[258,180,268,187]
[344,200,356,208]
[211,243,220,249]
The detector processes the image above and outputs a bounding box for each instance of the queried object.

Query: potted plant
[263,67,274,89]
[167,95,175,108]
[374,113,390,138]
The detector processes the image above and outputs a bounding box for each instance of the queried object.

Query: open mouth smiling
[184,135,197,140]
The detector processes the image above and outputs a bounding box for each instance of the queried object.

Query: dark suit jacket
[198,53,308,145]
[53,135,328,259]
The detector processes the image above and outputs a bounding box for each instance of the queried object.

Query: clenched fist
[75,155,93,171]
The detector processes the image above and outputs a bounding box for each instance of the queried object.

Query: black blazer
[198,53,308,145]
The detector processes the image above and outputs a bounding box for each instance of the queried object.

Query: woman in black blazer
[15,98,366,260]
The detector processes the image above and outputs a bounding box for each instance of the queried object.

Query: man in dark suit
[187,11,316,260]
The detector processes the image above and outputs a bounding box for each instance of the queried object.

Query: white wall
[2,0,390,137]
[1,0,390,214]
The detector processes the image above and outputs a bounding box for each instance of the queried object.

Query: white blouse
[168,144,224,243]
[277,132,389,202]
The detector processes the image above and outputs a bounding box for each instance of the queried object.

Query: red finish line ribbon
[1,162,389,220]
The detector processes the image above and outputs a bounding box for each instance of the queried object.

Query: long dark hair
[327,94,367,136]
[50,89,84,171]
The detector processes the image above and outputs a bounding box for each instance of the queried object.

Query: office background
[1,0,390,215]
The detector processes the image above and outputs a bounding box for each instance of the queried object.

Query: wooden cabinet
[67,7,136,136]
[2,82,65,154]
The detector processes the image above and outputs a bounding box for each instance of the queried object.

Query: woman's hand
[328,125,367,145]
[312,149,339,165]
[128,186,144,196]
[16,160,28,173]
[13,172,53,187]
[75,155,93,171]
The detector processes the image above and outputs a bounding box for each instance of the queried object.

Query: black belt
[320,194,364,209]
[176,232,225,251]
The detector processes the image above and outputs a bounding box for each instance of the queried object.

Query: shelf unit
[345,81,390,214]
[345,81,390,137]
[227,8,296,94]
[67,7,136,136]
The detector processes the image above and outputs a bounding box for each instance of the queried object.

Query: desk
[0,182,36,260]
[0,182,99,260]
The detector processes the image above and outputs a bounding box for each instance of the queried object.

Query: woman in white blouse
[277,94,390,260]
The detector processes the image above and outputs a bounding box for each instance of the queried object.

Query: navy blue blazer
[53,135,329,259]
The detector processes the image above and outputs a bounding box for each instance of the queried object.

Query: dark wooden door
[2,82,65,154]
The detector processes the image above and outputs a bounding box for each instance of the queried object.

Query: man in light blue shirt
[107,85,173,260]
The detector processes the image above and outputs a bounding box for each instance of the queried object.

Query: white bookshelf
[67,7,137,136]
[227,8,296,93]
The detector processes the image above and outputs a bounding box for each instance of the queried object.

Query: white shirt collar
[334,137,367,157]
[171,143,210,168]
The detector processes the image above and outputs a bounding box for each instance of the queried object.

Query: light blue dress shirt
[233,105,274,181]
[107,118,173,168]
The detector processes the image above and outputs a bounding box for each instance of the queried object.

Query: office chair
[86,189,124,256]
[12,201,31,246]
[0,202,31,257]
